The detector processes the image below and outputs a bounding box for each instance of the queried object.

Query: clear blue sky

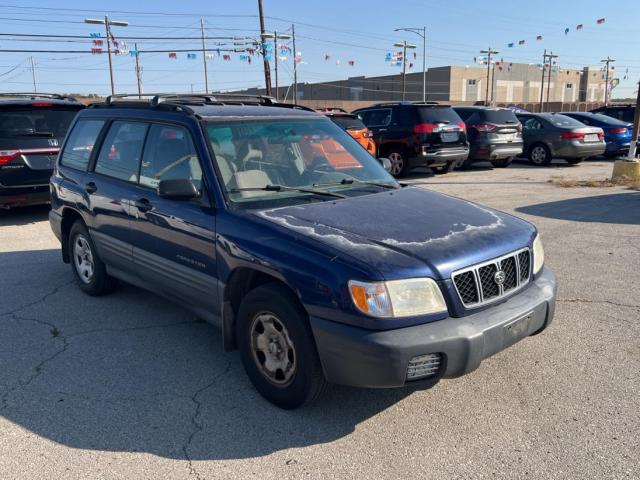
[0,0,638,98]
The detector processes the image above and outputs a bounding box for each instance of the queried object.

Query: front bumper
[410,146,469,167]
[0,184,49,209]
[469,142,523,161]
[310,268,557,388]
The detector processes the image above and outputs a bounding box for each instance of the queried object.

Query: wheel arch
[60,207,84,263]
[222,267,306,352]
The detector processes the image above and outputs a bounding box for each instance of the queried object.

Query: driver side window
[139,124,203,191]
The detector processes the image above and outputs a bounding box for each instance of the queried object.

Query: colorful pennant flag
[92,39,103,46]
[187,53,197,60]
[129,50,139,57]
[325,53,331,61]
[89,32,101,38]
[536,35,543,40]
[91,48,102,55]
[518,40,525,45]
[508,43,514,48]
[596,18,605,24]
[348,60,355,66]
[576,24,583,30]
[168,52,177,59]
[564,27,570,35]
[223,54,231,61]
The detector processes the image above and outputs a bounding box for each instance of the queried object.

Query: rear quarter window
[59,119,105,171]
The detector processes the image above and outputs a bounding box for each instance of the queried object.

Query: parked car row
[350,101,636,177]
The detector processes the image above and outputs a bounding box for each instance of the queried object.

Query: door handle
[85,182,97,194]
[134,198,152,213]
[378,128,388,132]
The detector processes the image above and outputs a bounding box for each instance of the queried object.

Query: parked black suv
[453,106,523,168]
[353,102,469,177]
[49,94,555,409]
[0,93,84,209]
[590,104,635,124]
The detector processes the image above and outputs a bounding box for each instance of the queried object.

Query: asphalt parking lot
[1,159,639,480]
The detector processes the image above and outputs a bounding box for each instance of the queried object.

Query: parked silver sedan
[515,113,606,165]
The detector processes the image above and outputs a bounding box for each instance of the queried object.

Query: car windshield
[205,117,397,208]
[543,114,585,128]
[0,107,81,138]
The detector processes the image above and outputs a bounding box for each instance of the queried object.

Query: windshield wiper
[9,131,54,137]
[229,184,348,199]
[314,178,400,189]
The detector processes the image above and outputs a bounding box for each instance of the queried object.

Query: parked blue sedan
[561,112,633,158]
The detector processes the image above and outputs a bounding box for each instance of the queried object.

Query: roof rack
[94,93,316,114]
[0,92,79,102]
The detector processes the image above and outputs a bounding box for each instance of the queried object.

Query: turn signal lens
[533,233,545,275]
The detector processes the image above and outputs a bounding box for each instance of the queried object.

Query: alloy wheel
[530,146,548,164]
[387,152,404,176]
[73,235,94,284]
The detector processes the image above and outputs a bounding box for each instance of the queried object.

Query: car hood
[255,186,536,280]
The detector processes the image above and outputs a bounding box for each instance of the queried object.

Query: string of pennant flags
[506,17,606,48]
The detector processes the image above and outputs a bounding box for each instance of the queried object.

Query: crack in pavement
[0,280,74,317]
[557,298,640,310]
[1,312,68,412]
[182,360,233,480]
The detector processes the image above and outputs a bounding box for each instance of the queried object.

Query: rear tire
[528,144,551,166]
[386,150,410,178]
[236,283,327,409]
[491,157,514,168]
[68,220,117,296]
[566,158,584,165]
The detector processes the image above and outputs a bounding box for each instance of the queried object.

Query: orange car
[317,108,377,156]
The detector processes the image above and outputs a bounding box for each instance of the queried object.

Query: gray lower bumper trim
[310,268,557,388]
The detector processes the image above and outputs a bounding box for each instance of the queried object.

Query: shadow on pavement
[0,248,414,461]
[0,204,50,227]
[516,192,640,225]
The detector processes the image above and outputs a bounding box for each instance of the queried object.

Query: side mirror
[157,178,199,200]
[379,157,392,173]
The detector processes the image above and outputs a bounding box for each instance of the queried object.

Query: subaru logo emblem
[494,270,506,285]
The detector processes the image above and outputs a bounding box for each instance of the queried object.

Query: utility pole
[134,43,142,98]
[257,0,272,96]
[394,27,426,101]
[29,56,37,93]
[601,56,615,106]
[200,18,209,94]
[539,49,547,112]
[626,80,640,160]
[480,48,499,106]
[545,52,558,112]
[85,16,128,95]
[394,40,416,101]
[292,24,298,105]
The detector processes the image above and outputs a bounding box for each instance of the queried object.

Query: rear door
[0,104,82,188]
[84,120,149,272]
[517,115,545,150]
[129,122,219,318]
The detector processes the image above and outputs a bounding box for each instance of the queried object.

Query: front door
[129,122,219,322]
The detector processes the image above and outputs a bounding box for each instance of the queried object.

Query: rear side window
[359,109,392,127]
[0,107,81,139]
[330,115,367,130]
[94,121,148,182]
[59,119,104,171]
[139,124,203,191]
[416,107,462,125]
[480,109,519,124]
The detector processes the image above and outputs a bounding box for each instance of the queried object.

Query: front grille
[452,248,531,308]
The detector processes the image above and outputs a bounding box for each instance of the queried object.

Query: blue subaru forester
[49,94,557,409]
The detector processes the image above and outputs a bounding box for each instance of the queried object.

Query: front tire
[69,220,117,296]
[236,283,327,409]
[528,144,552,166]
[491,157,513,168]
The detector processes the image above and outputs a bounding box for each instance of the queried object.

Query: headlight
[348,278,447,318]
[533,233,544,275]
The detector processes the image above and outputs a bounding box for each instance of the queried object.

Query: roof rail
[0,92,79,102]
